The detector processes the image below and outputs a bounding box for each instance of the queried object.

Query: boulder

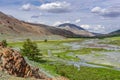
[0,42,46,79]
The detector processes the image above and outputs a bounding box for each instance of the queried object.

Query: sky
[0,0,120,33]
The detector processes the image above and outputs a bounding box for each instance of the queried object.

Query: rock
[0,42,69,80]
[0,42,46,79]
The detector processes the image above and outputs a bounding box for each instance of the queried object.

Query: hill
[58,23,95,37]
[109,29,120,36]
[0,12,79,41]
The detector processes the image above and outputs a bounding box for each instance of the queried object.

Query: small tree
[21,39,42,61]
[44,39,48,42]
[2,40,8,47]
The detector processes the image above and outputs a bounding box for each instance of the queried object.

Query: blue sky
[0,0,120,33]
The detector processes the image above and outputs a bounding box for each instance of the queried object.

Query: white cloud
[27,19,34,23]
[94,25,105,31]
[52,20,71,26]
[21,3,34,11]
[91,5,120,18]
[38,1,71,13]
[91,7,104,13]
[64,21,70,23]
[75,19,81,23]
[81,25,90,29]
[52,21,62,26]
[21,1,71,13]
[81,24,105,33]
[31,13,43,18]
[27,19,45,24]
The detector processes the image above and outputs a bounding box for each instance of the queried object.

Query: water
[62,39,120,69]
[62,39,120,51]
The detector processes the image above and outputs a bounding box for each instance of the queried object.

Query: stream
[61,39,120,70]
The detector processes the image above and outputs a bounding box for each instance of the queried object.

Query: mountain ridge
[58,23,95,37]
[0,11,81,40]
[109,29,120,35]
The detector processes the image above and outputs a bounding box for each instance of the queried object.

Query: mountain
[95,29,120,38]
[92,32,104,36]
[103,29,120,37]
[58,23,95,37]
[0,12,80,41]
[109,29,120,36]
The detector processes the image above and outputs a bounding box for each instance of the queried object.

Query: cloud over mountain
[1,0,119,33]
[81,24,105,33]
[75,19,81,23]
[21,3,34,11]
[21,1,71,13]
[31,13,42,18]
[91,5,120,18]
[38,1,71,13]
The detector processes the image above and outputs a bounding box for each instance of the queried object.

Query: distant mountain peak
[58,23,85,30]
[58,23,95,37]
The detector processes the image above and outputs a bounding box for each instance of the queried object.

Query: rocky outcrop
[0,42,69,80]
[0,42,47,79]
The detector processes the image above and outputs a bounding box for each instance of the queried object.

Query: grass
[99,36,120,46]
[8,38,84,61]
[87,62,114,68]
[51,48,111,61]
[6,37,120,80]
[107,40,120,46]
[8,38,113,62]
[8,38,83,48]
[38,61,120,80]
[25,56,120,80]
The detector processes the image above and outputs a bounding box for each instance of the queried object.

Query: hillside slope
[58,23,95,37]
[109,29,120,36]
[0,12,78,41]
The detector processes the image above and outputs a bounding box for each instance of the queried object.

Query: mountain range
[0,12,79,41]
[0,11,119,41]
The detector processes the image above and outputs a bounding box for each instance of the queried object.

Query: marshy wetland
[7,36,120,80]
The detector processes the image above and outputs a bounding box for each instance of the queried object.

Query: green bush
[2,40,8,47]
[21,39,42,61]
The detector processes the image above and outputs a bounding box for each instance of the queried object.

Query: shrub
[2,40,8,47]
[44,39,48,42]
[21,39,42,61]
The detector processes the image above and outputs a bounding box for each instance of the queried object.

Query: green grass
[8,38,112,62]
[55,48,111,55]
[8,38,84,61]
[105,36,120,41]
[99,36,120,46]
[107,40,120,46]
[87,62,114,68]
[39,62,120,80]
[8,42,23,48]
[8,38,83,48]
[51,48,111,61]
[7,37,120,80]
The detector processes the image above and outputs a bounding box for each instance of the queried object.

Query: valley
[3,36,120,80]
[0,11,120,80]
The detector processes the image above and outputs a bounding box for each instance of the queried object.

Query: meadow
[7,36,120,80]
[99,36,120,46]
